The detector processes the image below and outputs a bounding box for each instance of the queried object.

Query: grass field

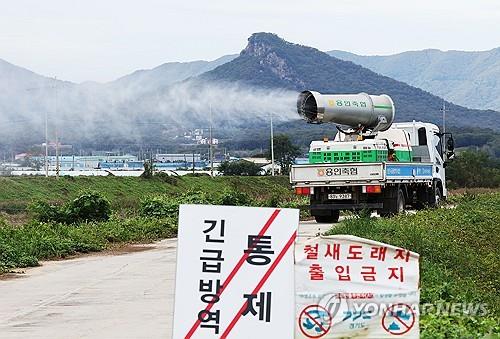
[0,175,300,273]
[0,175,293,215]
[326,192,500,338]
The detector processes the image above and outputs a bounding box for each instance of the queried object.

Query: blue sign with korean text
[385,164,433,177]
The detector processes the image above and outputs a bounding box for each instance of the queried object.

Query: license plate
[328,193,352,200]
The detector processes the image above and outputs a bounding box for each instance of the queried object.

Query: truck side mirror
[440,133,455,164]
[446,136,455,152]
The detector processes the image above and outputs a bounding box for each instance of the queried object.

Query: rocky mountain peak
[242,32,286,57]
[240,32,304,86]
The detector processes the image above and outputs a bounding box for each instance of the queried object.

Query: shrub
[64,191,111,223]
[154,172,179,185]
[29,201,66,223]
[277,196,310,219]
[218,160,262,176]
[218,189,253,206]
[139,195,179,219]
[139,189,219,219]
[446,150,500,188]
[141,161,154,179]
[30,191,111,224]
[184,173,210,177]
[178,190,218,205]
[261,193,281,207]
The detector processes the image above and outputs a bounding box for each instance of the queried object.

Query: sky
[1,0,499,83]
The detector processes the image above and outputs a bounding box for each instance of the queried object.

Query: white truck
[290,91,455,223]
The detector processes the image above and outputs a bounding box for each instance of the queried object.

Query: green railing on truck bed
[309,149,412,164]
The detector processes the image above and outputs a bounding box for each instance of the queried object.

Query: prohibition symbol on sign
[298,305,332,338]
[381,303,416,335]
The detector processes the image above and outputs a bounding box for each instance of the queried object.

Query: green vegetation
[447,150,500,188]
[325,193,500,338]
[270,134,301,175]
[30,191,111,224]
[139,188,308,220]
[0,175,292,214]
[452,126,500,158]
[218,160,262,176]
[0,175,306,273]
[0,216,177,272]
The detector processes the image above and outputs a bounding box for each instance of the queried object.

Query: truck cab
[392,121,447,198]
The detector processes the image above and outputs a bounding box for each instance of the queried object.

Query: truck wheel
[314,211,340,223]
[381,189,405,217]
[414,187,428,210]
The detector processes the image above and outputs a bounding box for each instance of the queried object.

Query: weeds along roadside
[0,176,309,274]
[325,192,500,338]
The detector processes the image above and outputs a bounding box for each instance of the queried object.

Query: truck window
[418,127,427,146]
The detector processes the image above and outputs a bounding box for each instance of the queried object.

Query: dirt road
[0,221,333,339]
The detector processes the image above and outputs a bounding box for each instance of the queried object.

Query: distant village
[0,128,290,176]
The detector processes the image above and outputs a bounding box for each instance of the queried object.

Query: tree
[218,160,262,176]
[141,160,154,179]
[270,134,302,175]
[446,150,500,188]
[20,156,42,170]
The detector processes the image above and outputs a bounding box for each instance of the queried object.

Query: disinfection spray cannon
[297,91,395,133]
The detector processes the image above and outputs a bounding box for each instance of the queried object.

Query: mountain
[0,55,239,149]
[1,33,500,154]
[0,58,72,119]
[0,54,238,120]
[108,54,237,96]
[0,58,80,148]
[328,48,500,111]
[201,33,499,129]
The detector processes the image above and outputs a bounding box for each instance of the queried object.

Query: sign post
[173,205,299,338]
[295,235,420,338]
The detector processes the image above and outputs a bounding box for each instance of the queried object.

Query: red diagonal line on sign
[220,230,297,339]
[184,209,281,339]
[390,311,411,330]
[303,308,328,334]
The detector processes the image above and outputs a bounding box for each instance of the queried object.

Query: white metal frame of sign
[295,235,420,338]
[173,205,299,339]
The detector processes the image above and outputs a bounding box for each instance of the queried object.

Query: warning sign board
[295,235,420,338]
[173,205,299,339]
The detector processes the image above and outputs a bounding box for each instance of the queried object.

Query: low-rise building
[155,154,202,163]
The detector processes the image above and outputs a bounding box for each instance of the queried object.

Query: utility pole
[55,128,59,178]
[44,109,49,177]
[270,111,275,176]
[27,86,50,176]
[209,105,214,177]
[54,77,59,179]
[440,101,446,134]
